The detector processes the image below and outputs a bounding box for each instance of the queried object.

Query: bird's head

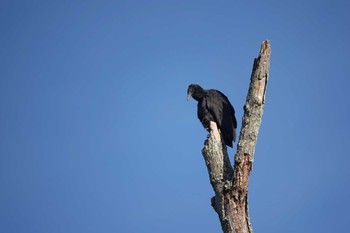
[187,84,205,101]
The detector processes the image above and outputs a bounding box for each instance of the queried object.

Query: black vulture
[187,84,237,147]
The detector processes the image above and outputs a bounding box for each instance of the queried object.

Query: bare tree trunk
[202,40,271,233]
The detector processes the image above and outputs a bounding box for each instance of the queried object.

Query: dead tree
[202,40,271,233]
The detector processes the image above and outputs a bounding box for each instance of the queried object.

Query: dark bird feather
[187,84,237,147]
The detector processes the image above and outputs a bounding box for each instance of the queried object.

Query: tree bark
[202,40,271,233]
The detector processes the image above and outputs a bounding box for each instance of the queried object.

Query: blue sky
[1,0,349,232]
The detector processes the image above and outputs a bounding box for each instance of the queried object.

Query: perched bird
[187,84,237,147]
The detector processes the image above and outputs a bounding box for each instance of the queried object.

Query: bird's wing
[205,90,225,128]
[206,90,237,143]
[217,91,237,129]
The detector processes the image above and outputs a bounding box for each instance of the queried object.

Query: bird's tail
[233,127,237,142]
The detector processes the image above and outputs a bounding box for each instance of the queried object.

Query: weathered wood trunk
[202,40,271,233]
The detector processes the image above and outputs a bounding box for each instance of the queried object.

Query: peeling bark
[201,40,271,233]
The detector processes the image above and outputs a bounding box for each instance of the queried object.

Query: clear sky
[1,0,349,232]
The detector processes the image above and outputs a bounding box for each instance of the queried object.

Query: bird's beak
[187,93,192,101]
